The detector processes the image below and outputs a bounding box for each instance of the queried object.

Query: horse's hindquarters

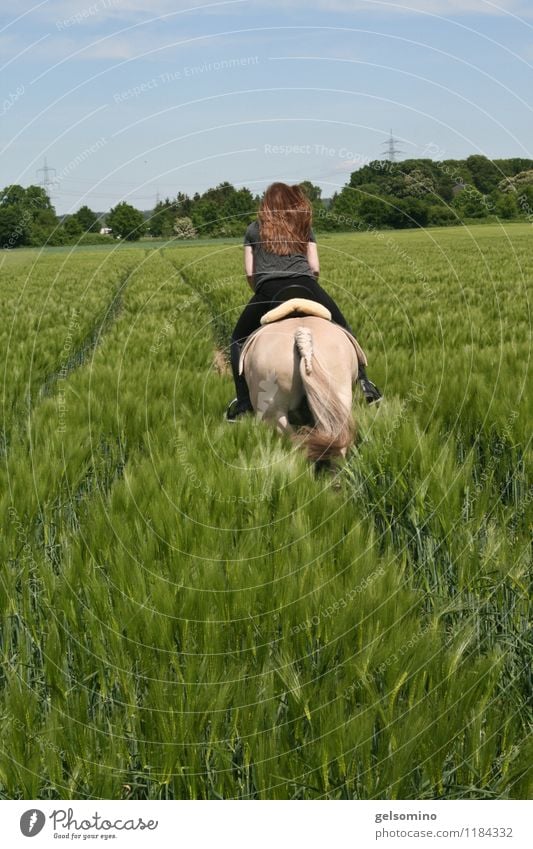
[243,318,358,456]
[244,320,305,426]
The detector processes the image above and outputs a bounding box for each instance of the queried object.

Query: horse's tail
[294,326,354,462]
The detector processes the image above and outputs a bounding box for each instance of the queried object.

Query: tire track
[37,268,131,402]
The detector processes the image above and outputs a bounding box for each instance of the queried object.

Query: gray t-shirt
[244,219,316,291]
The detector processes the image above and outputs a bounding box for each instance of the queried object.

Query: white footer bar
[3,799,530,848]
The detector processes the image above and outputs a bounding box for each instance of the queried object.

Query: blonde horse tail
[294,326,354,462]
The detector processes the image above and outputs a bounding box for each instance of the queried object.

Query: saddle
[261,297,331,325]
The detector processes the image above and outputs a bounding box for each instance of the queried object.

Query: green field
[1,224,531,799]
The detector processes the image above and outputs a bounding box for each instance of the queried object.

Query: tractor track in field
[37,268,132,402]
[3,269,135,569]
[0,269,133,460]
[166,258,232,372]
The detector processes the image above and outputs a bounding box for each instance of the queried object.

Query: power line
[381,129,403,162]
[55,190,160,200]
[52,177,168,187]
[36,157,58,198]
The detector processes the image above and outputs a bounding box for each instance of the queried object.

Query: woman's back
[244,219,316,291]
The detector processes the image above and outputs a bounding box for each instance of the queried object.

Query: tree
[494,193,518,219]
[493,157,533,178]
[191,199,219,235]
[188,182,253,236]
[298,181,327,230]
[29,208,64,246]
[149,199,175,237]
[349,160,398,192]
[391,197,429,228]
[328,186,363,228]
[220,187,256,236]
[149,192,195,237]
[517,185,533,218]
[0,205,29,248]
[107,202,145,240]
[75,205,99,233]
[498,169,533,193]
[0,184,60,246]
[24,185,53,211]
[1,184,27,207]
[173,217,197,239]
[299,181,322,202]
[427,203,458,226]
[452,186,487,219]
[358,195,391,228]
[203,181,235,207]
[63,215,83,237]
[315,191,343,231]
[176,191,192,217]
[465,155,500,194]
[401,169,436,198]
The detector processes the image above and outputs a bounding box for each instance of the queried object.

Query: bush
[173,217,197,239]
[427,204,459,226]
[29,225,69,247]
[73,233,115,246]
[0,205,30,248]
[386,197,429,229]
[494,193,519,220]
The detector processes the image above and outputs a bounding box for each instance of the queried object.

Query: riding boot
[226,340,254,420]
[343,324,383,405]
[358,363,383,405]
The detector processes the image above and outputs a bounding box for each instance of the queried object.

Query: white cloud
[266,0,531,14]
[10,0,245,28]
[1,2,236,65]
[2,0,530,68]
[6,0,530,24]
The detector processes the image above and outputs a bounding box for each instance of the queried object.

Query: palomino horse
[239,298,367,462]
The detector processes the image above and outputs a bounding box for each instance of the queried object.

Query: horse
[238,294,367,463]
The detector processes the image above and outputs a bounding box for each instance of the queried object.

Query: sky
[1,0,533,214]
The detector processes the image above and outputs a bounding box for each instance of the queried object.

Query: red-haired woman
[226,182,382,420]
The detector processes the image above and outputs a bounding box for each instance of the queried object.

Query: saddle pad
[260,298,332,325]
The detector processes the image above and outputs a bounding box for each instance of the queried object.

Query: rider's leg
[229,339,251,407]
[226,287,275,419]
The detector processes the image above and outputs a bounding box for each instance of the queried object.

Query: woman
[226,182,382,421]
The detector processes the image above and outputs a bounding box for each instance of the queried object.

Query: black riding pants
[230,275,354,400]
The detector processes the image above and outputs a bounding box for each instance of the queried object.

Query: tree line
[322,155,533,229]
[2,155,533,248]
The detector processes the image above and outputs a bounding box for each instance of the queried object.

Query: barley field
[0,224,531,800]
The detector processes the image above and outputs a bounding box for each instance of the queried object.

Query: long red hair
[258,182,312,255]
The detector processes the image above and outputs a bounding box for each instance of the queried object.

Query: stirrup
[360,377,383,405]
[225,398,253,422]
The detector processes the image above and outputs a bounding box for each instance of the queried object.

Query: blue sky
[2,0,533,213]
